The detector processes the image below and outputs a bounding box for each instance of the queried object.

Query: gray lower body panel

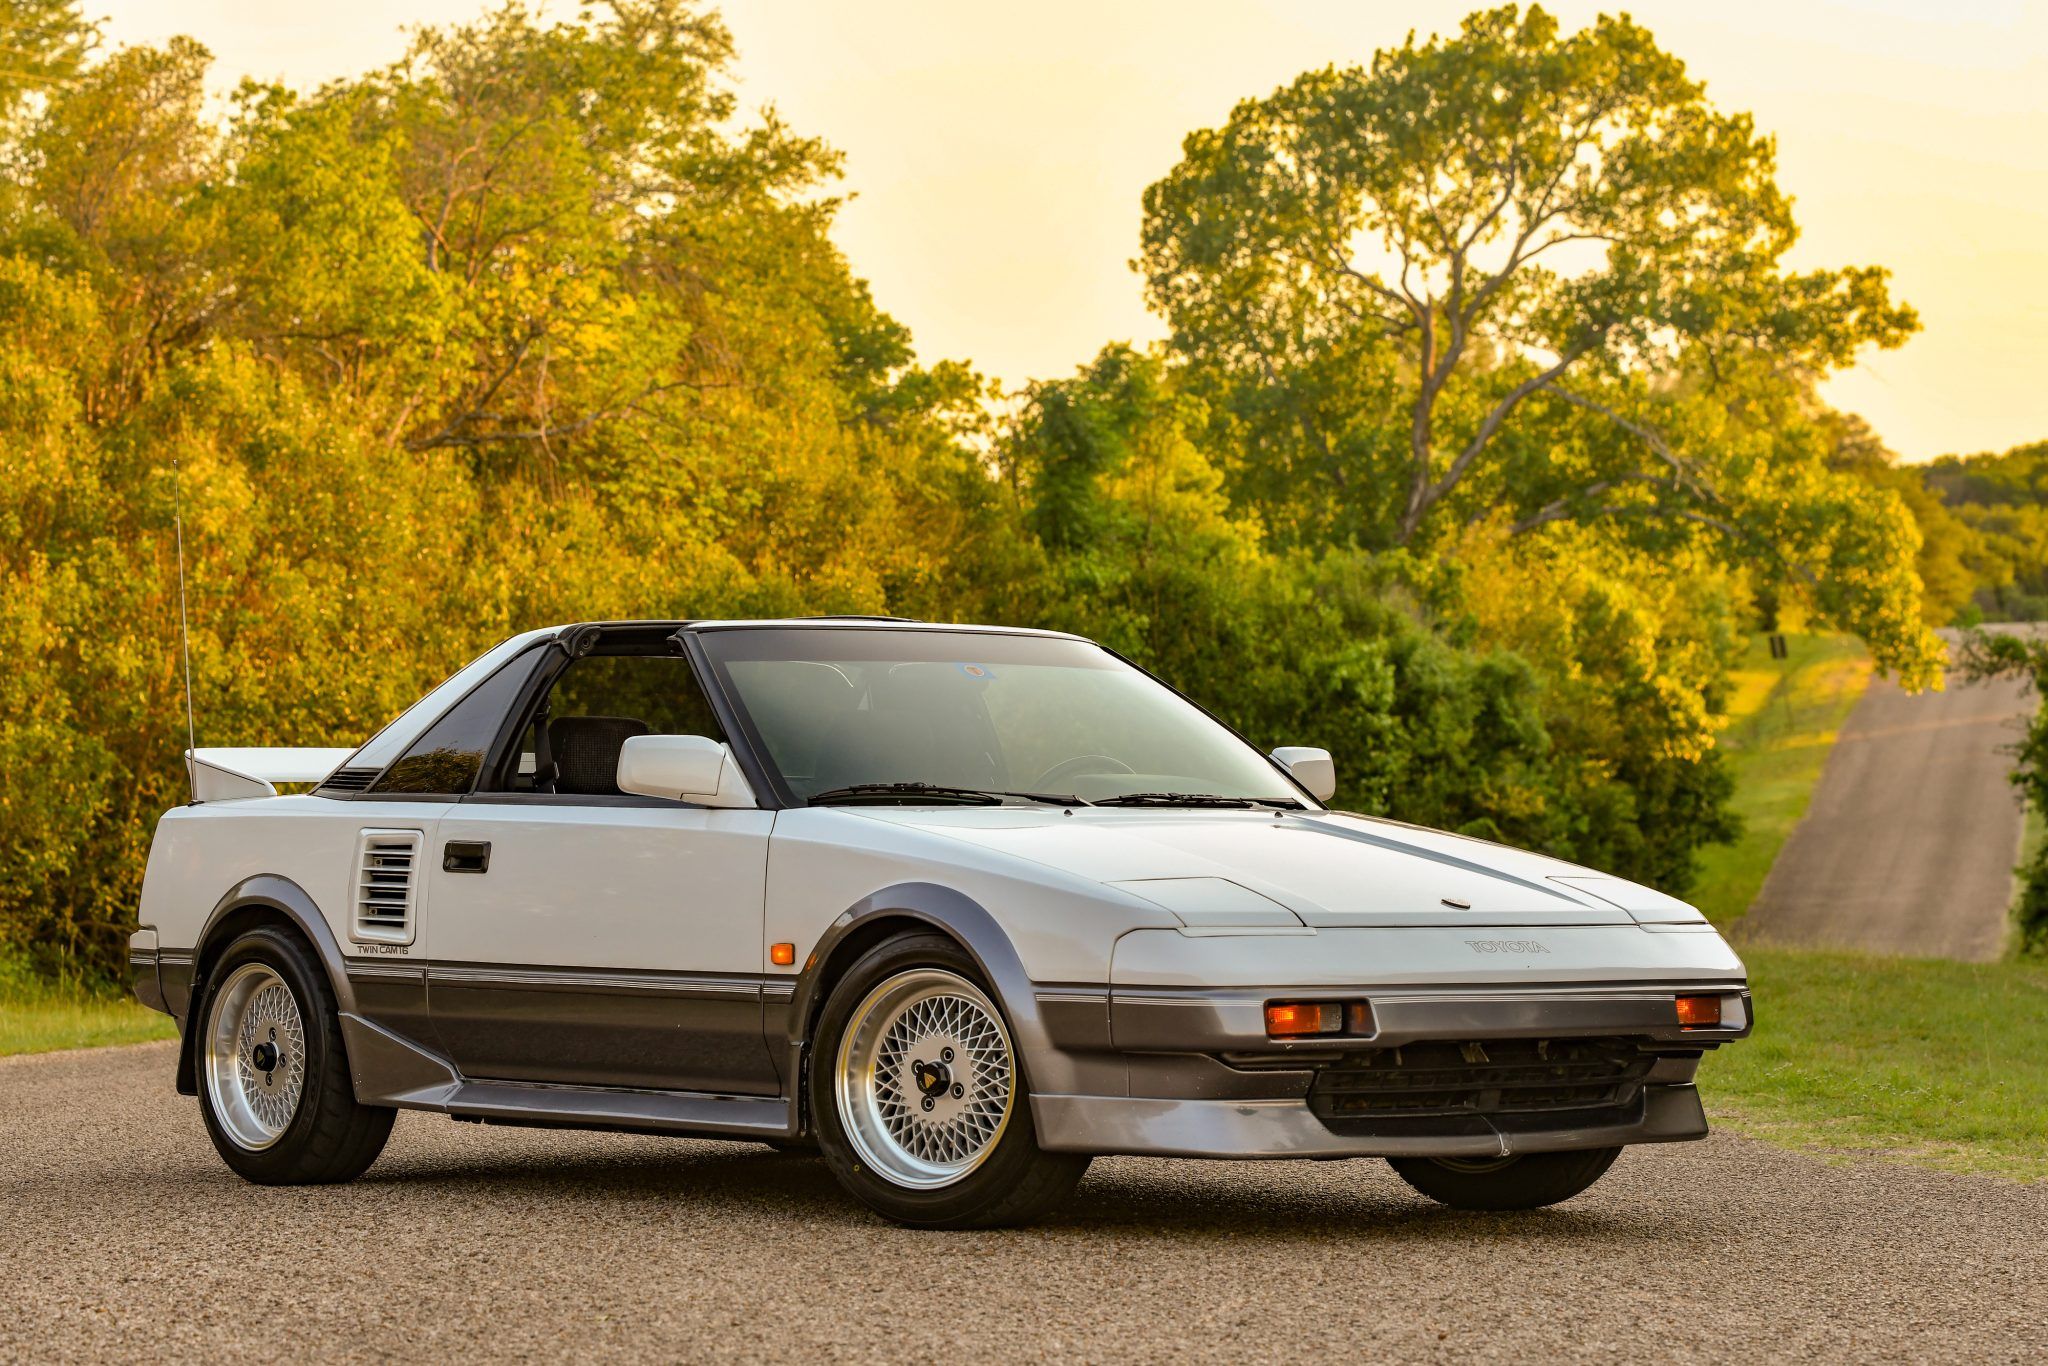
[1031,1083,1709,1159]
[337,1011,796,1137]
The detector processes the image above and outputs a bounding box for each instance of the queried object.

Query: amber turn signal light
[770,942,796,967]
[1675,994,1722,1029]
[1265,1001,1343,1037]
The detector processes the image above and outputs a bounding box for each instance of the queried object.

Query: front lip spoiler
[1030,1082,1711,1159]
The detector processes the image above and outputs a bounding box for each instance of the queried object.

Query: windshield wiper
[1093,791,1263,808]
[807,782,1092,807]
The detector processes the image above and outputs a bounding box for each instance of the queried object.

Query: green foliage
[1001,345,1736,887]
[1139,3,1939,687]
[0,1,1952,981]
[1916,440,2048,622]
[0,1,1000,978]
[0,0,95,124]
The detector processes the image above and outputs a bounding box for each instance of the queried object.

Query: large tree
[1141,4,1938,682]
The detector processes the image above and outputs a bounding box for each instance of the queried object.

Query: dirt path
[5,1043,2045,1362]
[1739,642,2034,961]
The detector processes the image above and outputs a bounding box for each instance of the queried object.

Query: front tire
[810,933,1088,1228]
[195,926,394,1184]
[1387,1146,1622,1210]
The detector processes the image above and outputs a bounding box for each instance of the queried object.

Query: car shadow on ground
[349,1136,1655,1245]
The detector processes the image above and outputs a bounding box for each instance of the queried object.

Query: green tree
[0,0,93,122]
[1000,346,1735,889]
[0,2,1007,977]
[1141,4,1937,684]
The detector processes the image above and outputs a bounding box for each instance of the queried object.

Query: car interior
[503,646,726,797]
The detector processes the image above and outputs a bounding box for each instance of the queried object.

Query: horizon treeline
[0,0,2015,977]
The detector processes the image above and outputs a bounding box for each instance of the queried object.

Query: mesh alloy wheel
[202,962,308,1151]
[834,968,1015,1189]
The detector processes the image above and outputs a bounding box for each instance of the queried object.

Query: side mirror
[1271,745,1336,803]
[616,734,756,808]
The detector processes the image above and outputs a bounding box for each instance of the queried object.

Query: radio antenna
[172,455,197,760]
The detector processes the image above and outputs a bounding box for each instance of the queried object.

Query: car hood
[844,807,1703,929]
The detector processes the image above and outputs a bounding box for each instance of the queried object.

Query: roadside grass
[1684,632,2048,1182]
[1702,947,2048,1182]
[1690,633,1874,927]
[0,955,175,1057]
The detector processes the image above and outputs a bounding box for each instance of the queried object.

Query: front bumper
[1028,979,1749,1159]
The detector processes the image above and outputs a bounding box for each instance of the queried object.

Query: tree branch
[1398,332,1605,542]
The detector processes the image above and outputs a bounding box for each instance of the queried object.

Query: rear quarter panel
[139,795,451,961]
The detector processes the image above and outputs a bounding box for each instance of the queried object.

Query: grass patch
[1702,946,2048,1181]
[1685,635,2048,1181]
[1690,633,1873,926]
[0,956,176,1057]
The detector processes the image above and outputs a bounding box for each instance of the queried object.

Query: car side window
[500,654,727,797]
[369,646,550,795]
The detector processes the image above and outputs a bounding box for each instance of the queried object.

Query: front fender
[783,882,1106,1101]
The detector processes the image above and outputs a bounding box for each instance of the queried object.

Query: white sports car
[134,618,1750,1227]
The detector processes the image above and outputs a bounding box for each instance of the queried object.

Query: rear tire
[1388,1147,1622,1210]
[195,926,394,1184]
[810,932,1089,1228]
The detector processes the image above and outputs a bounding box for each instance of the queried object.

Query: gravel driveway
[6,1043,2044,1362]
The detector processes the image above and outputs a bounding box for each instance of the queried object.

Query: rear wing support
[186,748,357,803]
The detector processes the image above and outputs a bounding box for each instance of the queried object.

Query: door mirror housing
[1271,746,1336,803]
[616,734,756,808]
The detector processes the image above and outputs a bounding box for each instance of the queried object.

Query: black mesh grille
[317,766,381,794]
[1308,1038,1653,1122]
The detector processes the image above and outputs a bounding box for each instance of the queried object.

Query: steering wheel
[1034,754,1135,789]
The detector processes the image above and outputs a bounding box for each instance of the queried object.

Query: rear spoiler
[185,748,358,803]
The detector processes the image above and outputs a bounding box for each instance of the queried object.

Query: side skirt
[442,1082,789,1138]
[338,1011,797,1139]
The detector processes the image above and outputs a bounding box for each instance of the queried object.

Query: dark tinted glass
[370,646,547,795]
[547,655,725,740]
[498,652,726,794]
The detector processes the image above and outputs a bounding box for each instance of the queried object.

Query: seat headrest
[549,716,650,795]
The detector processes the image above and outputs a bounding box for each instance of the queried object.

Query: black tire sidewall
[808,933,1073,1227]
[194,926,354,1182]
[1388,1146,1623,1210]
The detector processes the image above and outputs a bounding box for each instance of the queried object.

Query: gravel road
[6,1043,2045,1362]
[1740,645,2034,960]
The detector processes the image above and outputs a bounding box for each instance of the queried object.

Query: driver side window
[501,654,726,798]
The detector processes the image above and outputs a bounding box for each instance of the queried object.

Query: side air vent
[353,829,422,945]
[320,766,382,794]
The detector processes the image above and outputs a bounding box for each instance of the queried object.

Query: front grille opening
[1307,1038,1653,1123]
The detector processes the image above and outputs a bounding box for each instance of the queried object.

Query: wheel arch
[789,884,1044,1048]
[176,875,355,1096]
[784,884,1055,1129]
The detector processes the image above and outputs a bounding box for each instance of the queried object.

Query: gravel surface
[6,1042,2046,1362]
[1741,649,2033,961]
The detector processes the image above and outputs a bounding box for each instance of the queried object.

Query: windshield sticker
[956,663,996,681]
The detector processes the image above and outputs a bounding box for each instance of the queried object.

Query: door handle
[443,840,491,874]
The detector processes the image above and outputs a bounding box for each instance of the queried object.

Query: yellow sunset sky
[96,0,2048,462]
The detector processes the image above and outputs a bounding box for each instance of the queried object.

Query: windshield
[698,627,1311,807]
